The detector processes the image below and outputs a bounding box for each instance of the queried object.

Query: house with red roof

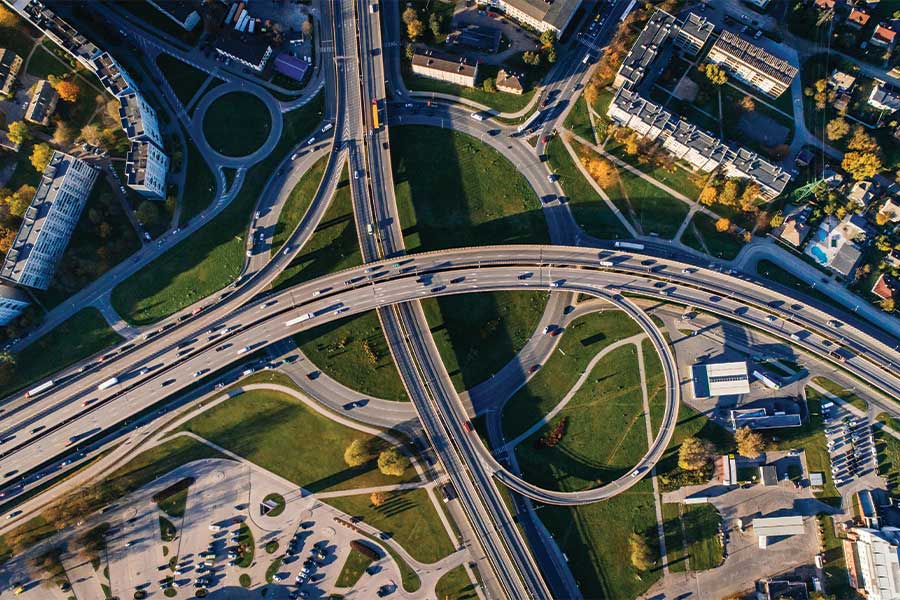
[847,8,871,28]
[872,273,900,300]
[871,23,897,47]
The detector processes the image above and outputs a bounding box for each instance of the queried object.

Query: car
[543,325,552,334]
[273,573,285,581]
[528,365,540,374]
[307,137,316,145]
[547,174,557,183]
[6,510,21,519]
[753,29,763,39]
[192,371,203,378]
[143,231,151,241]
[209,524,221,531]
[354,169,362,179]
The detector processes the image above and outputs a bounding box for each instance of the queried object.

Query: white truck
[285,313,314,326]
[97,377,119,391]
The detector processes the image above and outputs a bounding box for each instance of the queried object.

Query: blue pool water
[810,246,827,264]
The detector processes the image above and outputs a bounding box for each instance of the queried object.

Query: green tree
[540,30,556,48]
[7,121,28,145]
[29,143,53,172]
[4,185,35,218]
[344,439,371,467]
[428,13,442,38]
[842,151,882,181]
[735,426,765,457]
[825,117,850,141]
[847,125,879,154]
[136,200,161,227]
[482,77,496,93]
[377,447,409,477]
[522,51,541,66]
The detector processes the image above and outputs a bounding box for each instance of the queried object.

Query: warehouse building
[692,361,750,399]
[215,30,273,72]
[146,0,201,31]
[752,516,805,548]
[0,152,98,290]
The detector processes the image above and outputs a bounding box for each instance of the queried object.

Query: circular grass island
[202,92,271,157]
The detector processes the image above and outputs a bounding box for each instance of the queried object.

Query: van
[209,524,221,531]
[321,123,333,132]
[582,54,590,64]
[237,346,250,355]
[470,112,486,121]
[366,223,374,235]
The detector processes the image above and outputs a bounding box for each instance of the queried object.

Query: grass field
[153,478,191,519]
[325,488,454,564]
[403,73,536,114]
[335,548,374,588]
[539,478,661,599]
[202,92,272,157]
[422,291,548,392]
[875,414,900,494]
[111,93,324,325]
[156,54,209,107]
[392,126,548,252]
[0,18,37,58]
[179,142,217,226]
[177,388,417,492]
[680,212,745,260]
[514,344,648,492]
[502,310,643,441]
[273,165,358,291]
[0,308,123,399]
[818,514,856,599]
[272,154,328,253]
[435,565,477,600]
[293,311,408,402]
[564,96,594,142]
[544,137,628,240]
[661,504,723,572]
[812,377,868,413]
[26,44,71,79]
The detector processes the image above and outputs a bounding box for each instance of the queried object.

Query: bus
[371,98,380,130]
[614,241,645,250]
[25,380,55,398]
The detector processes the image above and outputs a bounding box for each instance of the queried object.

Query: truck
[25,380,55,398]
[285,313,314,326]
[614,241,645,250]
[598,260,614,267]
[97,377,119,391]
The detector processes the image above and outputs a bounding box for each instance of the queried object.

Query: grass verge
[435,565,478,600]
[272,154,328,253]
[334,548,374,588]
[156,54,209,107]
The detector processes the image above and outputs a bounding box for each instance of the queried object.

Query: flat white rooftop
[692,361,751,398]
[752,516,805,537]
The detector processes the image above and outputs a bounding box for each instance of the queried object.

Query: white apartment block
[119,92,164,148]
[482,0,582,34]
[706,31,798,98]
[92,52,138,98]
[0,152,98,290]
[125,140,169,200]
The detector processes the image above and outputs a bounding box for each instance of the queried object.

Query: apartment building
[482,0,582,34]
[675,13,714,56]
[607,87,673,140]
[24,79,58,126]
[0,152,98,290]
[24,1,99,68]
[125,140,169,200]
[706,30,798,97]
[724,148,792,200]
[92,52,137,98]
[0,283,30,326]
[411,48,479,88]
[146,0,201,31]
[0,48,22,96]
[119,92,164,149]
[662,120,730,172]
[613,10,676,89]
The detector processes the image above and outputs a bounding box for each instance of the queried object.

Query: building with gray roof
[119,92,163,149]
[726,148,792,199]
[92,52,137,98]
[0,48,22,96]
[412,48,479,88]
[675,12,714,55]
[0,152,98,290]
[125,140,169,200]
[146,0,201,31]
[607,87,673,140]
[24,1,99,68]
[707,30,798,98]
[0,283,30,326]
[24,79,58,126]
[484,0,583,34]
[613,10,676,89]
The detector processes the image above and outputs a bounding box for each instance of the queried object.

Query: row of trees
[344,439,410,477]
[402,6,445,42]
[698,172,762,214]
[676,427,766,474]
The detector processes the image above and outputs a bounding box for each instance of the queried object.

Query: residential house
[829,69,857,92]
[806,214,869,278]
[871,23,897,47]
[847,8,871,29]
[0,48,22,96]
[814,0,835,9]
[706,30,798,98]
[848,180,877,209]
[868,81,900,112]
[24,79,58,126]
[872,273,900,301]
[885,248,900,268]
[879,197,900,222]
[496,69,525,95]
[411,48,479,88]
[777,204,812,247]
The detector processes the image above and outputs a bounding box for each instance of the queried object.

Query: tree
[735,426,765,457]
[401,7,418,25]
[0,4,19,28]
[825,117,850,141]
[720,180,740,206]
[522,51,541,66]
[739,95,755,112]
[629,532,654,571]
[370,491,387,507]
[377,447,409,477]
[704,63,728,86]
[540,30,556,49]
[136,200,161,227]
[739,183,761,213]
[407,17,425,40]
[429,13,442,38]
[583,156,618,189]
[715,217,731,233]
[482,77,496,93]
[769,212,784,228]
[105,98,121,124]
[876,211,891,226]
[847,125,879,154]
[29,143,53,172]
[344,439,371,467]
[7,121,28,145]
[52,119,75,146]
[883,297,896,313]
[4,185,35,218]
[54,79,80,103]
[678,436,713,471]
[842,151,882,181]
[698,186,718,206]
[80,123,102,146]
[546,46,557,64]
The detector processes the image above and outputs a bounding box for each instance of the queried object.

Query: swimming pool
[810,246,828,264]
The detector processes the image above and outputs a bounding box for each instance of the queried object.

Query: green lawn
[422,292,548,392]
[661,504,723,572]
[293,311,408,402]
[435,565,477,600]
[325,488,454,564]
[26,44,71,79]
[812,377,867,413]
[602,139,702,201]
[156,54,210,107]
[177,387,417,492]
[179,141,217,226]
[392,125,548,252]
[272,154,328,252]
[0,19,37,59]
[818,514,856,600]
[236,522,254,568]
[0,308,123,399]
[576,142,690,238]
[159,516,176,542]
[875,414,900,494]
[544,137,628,240]
[514,344,648,492]
[644,339,668,437]
[202,92,272,157]
[403,73,536,114]
[539,478,661,599]
[502,310,643,441]
[272,165,358,291]
[153,478,191,519]
[335,548,374,588]
[564,95,594,142]
[262,493,286,518]
[111,93,324,325]
[680,212,745,260]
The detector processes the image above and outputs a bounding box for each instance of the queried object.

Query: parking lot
[824,403,877,489]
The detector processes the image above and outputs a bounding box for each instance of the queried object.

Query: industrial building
[847,527,900,599]
[215,30,273,72]
[481,0,583,34]
[0,152,98,290]
[24,79,58,126]
[691,361,750,399]
[0,48,22,96]
[752,516,805,548]
[411,48,479,88]
[0,283,30,326]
